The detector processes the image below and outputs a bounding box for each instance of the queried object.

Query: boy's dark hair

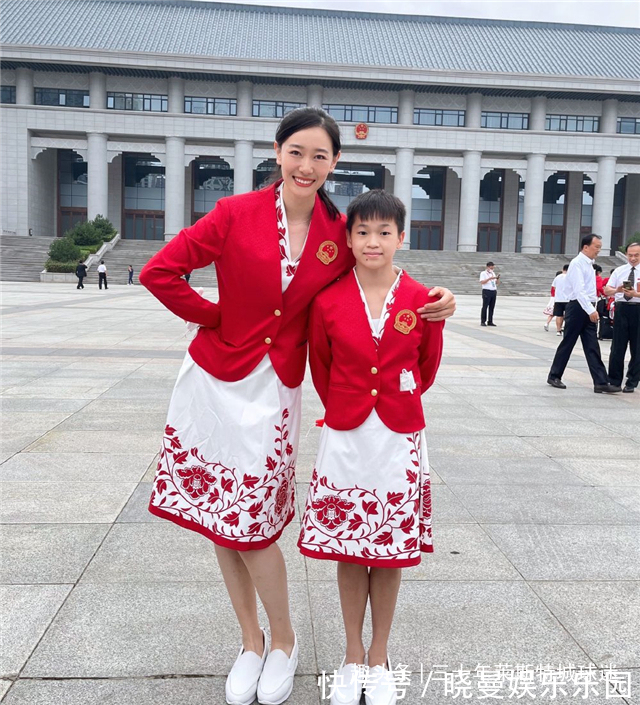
[346,190,405,233]
[581,233,602,249]
[486,261,494,267]
[562,264,569,271]
[593,263,602,274]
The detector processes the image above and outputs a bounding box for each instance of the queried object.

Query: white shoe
[557,331,563,336]
[226,629,270,705]
[257,632,298,705]
[331,658,366,705]
[364,657,397,705]
[544,323,549,332]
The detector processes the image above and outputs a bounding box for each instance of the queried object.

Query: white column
[394,148,414,247]
[168,76,185,114]
[306,84,323,108]
[16,67,33,105]
[89,72,106,110]
[530,95,547,132]
[601,99,618,134]
[466,93,482,129]
[457,150,482,251]
[592,156,617,253]
[398,90,415,126]
[234,140,254,195]
[236,81,253,118]
[521,153,546,254]
[164,137,186,239]
[86,132,108,220]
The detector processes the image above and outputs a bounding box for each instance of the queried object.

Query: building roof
[2,0,639,81]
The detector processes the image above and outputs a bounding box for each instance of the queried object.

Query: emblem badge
[316,241,338,265]
[394,309,417,335]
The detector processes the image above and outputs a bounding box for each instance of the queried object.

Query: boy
[299,190,444,705]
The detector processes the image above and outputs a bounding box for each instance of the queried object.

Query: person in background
[479,261,499,327]
[547,234,621,393]
[97,260,108,290]
[594,263,605,298]
[128,264,134,285]
[605,241,640,393]
[550,264,570,336]
[75,259,87,290]
[544,270,562,332]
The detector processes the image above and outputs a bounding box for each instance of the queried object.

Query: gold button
[274,309,282,317]
[371,389,378,397]
[371,367,378,375]
[265,337,272,345]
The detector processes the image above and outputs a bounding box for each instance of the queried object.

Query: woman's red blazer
[139,182,353,388]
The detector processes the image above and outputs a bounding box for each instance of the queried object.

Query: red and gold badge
[355,123,369,140]
[316,240,338,265]
[394,309,417,335]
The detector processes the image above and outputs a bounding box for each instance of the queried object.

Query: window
[35,88,90,108]
[252,101,303,118]
[481,112,529,130]
[1,86,16,104]
[414,109,465,127]
[617,117,640,135]
[323,104,398,124]
[545,114,599,132]
[184,97,237,116]
[107,92,168,112]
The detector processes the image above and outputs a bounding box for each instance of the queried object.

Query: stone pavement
[1,282,638,705]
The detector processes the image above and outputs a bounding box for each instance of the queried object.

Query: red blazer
[139,182,353,388]
[309,271,444,433]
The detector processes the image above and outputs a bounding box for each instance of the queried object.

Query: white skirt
[149,353,302,550]
[298,410,432,568]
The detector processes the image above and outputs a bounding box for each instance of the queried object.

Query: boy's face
[347,217,405,270]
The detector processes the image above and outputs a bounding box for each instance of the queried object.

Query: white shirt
[552,273,570,303]
[565,252,597,315]
[97,264,107,274]
[480,270,497,290]
[607,263,640,304]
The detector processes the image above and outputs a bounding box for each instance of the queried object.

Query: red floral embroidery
[311,494,356,530]
[176,465,217,499]
[151,410,296,544]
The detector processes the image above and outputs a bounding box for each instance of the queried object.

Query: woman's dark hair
[266,107,341,220]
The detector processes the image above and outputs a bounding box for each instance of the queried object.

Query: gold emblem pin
[316,241,338,265]
[394,309,417,335]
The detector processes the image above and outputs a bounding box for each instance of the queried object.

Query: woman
[140,107,455,705]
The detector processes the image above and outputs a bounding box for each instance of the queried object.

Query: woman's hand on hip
[418,287,456,321]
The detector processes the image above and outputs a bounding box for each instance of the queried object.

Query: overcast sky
[187,0,640,28]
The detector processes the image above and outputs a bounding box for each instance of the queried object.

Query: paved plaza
[0,281,639,705]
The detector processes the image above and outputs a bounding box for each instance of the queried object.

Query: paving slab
[22,582,315,678]
[431,458,587,486]
[25,430,161,455]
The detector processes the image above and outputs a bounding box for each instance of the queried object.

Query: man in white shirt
[605,241,640,393]
[547,234,621,393]
[97,260,108,290]
[479,261,499,327]
[551,264,570,335]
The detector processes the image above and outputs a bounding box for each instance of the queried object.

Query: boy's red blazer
[139,181,353,388]
[309,271,444,433]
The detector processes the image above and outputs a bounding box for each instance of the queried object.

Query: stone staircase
[395,250,622,296]
[0,236,55,282]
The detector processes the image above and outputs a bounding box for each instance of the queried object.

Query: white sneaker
[330,658,366,705]
[544,323,549,332]
[364,657,397,705]
[257,631,298,704]
[557,331,563,336]
[226,629,270,705]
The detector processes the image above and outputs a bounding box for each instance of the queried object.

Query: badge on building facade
[355,123,369,140]
[394,309,417,334]
[316,241,338,265]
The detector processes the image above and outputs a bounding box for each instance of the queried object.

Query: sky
[184,0,640,28]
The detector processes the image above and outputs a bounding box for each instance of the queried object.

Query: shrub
[92,214,117,242]
[48,237,81,263]
[67,221,103,247]
[44,260,77,273]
